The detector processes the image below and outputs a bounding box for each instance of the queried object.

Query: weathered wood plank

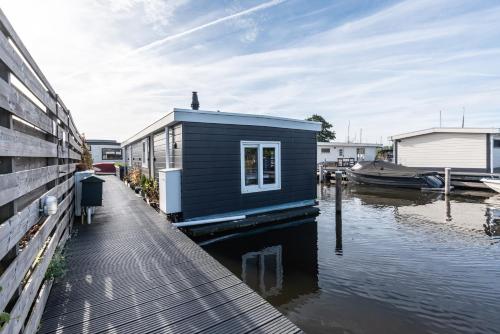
[2,208,70,334]
[57,105,68,126]
[69,149,81,161]
[58,145,68,159]
[0,9,56,95]
[68,117,81,145]
[68,135,82,153]
[0,177,73,260]
[0,126,57,158]
[58,163,77,178]
[0,79,53,134]
[0,32,55,113]
[0,165,58,207]
[0,192,71,311]
[23,279,53,334]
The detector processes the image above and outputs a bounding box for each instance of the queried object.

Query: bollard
[444,167,451,195]
[319,165,324,183]
[335,171,342,214]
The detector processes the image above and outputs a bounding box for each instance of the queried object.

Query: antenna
[462,107,465,128]
[360,128,363,143]
[347,120,350,143]
[439,110,442,127]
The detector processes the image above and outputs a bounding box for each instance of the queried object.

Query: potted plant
[146,177,159,208]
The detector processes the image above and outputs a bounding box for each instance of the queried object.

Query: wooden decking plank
[147,292,266,333]
[43,266,233,318]
[249,316,303,334]
[200,303,282,334]
[47,258,223,302]
[40,176,300,334]
[40,275,240,331]
[41,283,249,334]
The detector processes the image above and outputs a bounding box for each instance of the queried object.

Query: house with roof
[121,94,321,225]
[317,142,382,166]
[389,127,500,173]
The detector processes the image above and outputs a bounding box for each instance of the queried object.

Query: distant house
[389,128,500,173]
[121,107,321,222]
[86,139,123,164]
[317,142,382,166]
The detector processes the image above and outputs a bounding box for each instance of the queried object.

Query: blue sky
[1,0,499,143]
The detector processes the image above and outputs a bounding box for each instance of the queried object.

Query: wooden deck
[39,176,301,334]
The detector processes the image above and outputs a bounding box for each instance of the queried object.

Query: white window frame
[141,138,149,168]
[240,141,281,194]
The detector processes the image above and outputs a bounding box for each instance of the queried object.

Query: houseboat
[86,139,124,174]
[317,142,382,167]
[121,94,321,234]
[389,127,500,189]
[390,127,500,173]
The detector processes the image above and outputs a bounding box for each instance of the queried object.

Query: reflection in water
[242,245,283,297]
[203,219,319,306]
[201,185,500,334]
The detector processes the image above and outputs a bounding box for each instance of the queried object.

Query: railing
[0,9,82,334]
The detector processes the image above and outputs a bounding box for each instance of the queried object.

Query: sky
[1,0,499,144]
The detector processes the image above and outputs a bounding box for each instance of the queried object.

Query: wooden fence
[0,9,82,334]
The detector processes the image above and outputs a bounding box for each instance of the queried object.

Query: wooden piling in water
[319,164,324,183]
[335,171,342,213]
[444,168,451,195]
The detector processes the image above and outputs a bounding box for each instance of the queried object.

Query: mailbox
[81,175,105,207]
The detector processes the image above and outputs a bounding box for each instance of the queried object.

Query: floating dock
[39,176,301,334]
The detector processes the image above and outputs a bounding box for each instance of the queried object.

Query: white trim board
[390,127,500,141]
[122,108,321,147]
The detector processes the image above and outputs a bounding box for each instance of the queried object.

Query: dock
[39,176,301,334]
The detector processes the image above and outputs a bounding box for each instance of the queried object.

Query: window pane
[245,147,258,186]
[263,147,276,184]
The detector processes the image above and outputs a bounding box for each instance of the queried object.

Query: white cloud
[0,0,499,144]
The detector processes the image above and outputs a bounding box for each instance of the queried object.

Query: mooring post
[319,164,324,183]
[444,167,451,195]
[335,171,342,213]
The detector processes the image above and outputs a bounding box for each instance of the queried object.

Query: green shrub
[45,248,66,280]
[0,311,10,330]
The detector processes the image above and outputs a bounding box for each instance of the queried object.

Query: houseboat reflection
[202,218,319,306]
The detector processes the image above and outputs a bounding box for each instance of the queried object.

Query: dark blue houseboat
[121,94,321,234]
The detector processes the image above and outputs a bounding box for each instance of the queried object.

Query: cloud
[1,0,499,144]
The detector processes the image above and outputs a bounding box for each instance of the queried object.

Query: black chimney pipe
[191,92,199,110]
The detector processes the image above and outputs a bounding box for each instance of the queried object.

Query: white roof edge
[122,108,321,146]
[317,142,382,147]
[389,127,500,141]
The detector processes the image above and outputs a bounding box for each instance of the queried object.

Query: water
[200,185,500,334]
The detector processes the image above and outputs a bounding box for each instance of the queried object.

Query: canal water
[200,185,500,334]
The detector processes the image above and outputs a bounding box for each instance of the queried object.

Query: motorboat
[481,178,500,193]
[346,161,444,189]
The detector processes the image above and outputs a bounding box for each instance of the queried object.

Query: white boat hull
[481,178,500,193]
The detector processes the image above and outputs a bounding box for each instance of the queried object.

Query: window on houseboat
[102,148,122,160]
[494,140,500,148]
[241,141,281,193]
[321,148,330,153]
[338,148,343,156]
[244,146,258,186]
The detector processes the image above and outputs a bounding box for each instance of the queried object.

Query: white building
[86,139,124,164]
[390,128,500,173]
[317,142,382,165]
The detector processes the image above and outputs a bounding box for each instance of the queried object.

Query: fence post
[335,171,342,214]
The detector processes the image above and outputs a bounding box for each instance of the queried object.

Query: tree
[79,133,93,170]
[306,114,335,142]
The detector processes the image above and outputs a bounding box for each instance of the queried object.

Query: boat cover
[350,161,430,178]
